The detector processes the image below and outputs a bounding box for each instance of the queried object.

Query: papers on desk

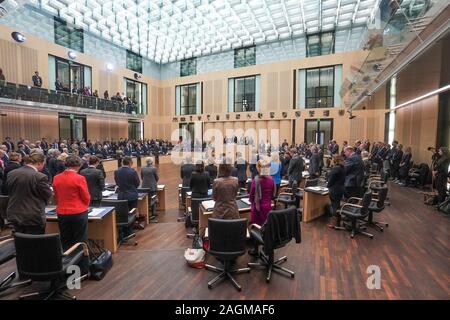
[157,184,165,189]
[302,171,310,177]
[305,186,329,192]
[88,208,106,217]
[102,190,115,197]
[202,200,216,211]
[240,198,251,205]
[45,208,57,215]
[187,191,192,196]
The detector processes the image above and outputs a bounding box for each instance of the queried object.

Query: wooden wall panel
[213,80,223,113]
[20,47,38,87]
[350,118,364,144]
[279,71,291,110]
[23,112,40,142]
[266,72,278,111]
[0,39,19,83]
[203,80,213,114]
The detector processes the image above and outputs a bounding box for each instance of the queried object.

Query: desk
[103,193,149,226]
[157,184,166,211]
[45,206,117,254]
[199,199,251,236]
[103,159,118,173]
[302,187,329,222]
[131,157,138,169]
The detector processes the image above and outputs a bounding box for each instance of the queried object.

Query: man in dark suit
[40,138,49,155]
[80,156,105,207]
[343,146,365,199]
[114,156,140,209]
[180,156,195,187]
[1,152,22,194]
[287,149,305,187]
[308,146,321,179]
[79,142,90,157]
[6,153,52,234]
[331,140,339,155]
[234,153,248,189]
[141,157,159,194]
[3,137,14,152]
[32,71,43,87]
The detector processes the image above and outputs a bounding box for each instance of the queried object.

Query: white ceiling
[29,0,380,63]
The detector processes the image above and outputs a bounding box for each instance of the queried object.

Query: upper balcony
[0,81,145,119]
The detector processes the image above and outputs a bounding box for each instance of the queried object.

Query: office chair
[0,195,8,231]
[101,199,138,246]
[205,218,250,291]
[247,207,300,283]
[137,187,158,223]
[296,178,319,201]
[14,232,88,300]
[177,186,190,221]
[276,181,299,209]
[186,197,210,238]
[0,235,32,294]
[363,186,389,232]
[336,192,373,239]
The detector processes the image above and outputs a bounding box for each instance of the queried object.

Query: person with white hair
[141,157,159,195]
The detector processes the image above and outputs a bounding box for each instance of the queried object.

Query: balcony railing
[0,81,144,116]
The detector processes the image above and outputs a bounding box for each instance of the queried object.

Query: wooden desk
[302,187,330,222]
[131,157,138,169]
[45,206,117,254]
[103,159,118,173]
[199,199,251,237]
[103,193,149,226]
[157,184,166,211]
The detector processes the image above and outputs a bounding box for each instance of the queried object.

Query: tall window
[54,17,84,52]
[305,66,335,108]
[180,58,197,77]
[306,31,335,57]
[179,84,197,115]
[234,46,256,68]
[387,76,397,143]
[124,78,147,115]
[234,76,255,112]
[126,50,142,73]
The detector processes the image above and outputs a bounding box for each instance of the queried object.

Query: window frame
[305,65,336,109]
[126,50,143,73]
[124,77,147,115]
[233,75,256,112]
[234,46,256,68]
[179,83,198,115]
[54,17,84,53]
[180,58,197,77]
[306,31,335,57]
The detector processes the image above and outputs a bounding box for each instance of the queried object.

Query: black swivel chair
[296,178,319,200]
[364,186,389,232]
[186,197,210,238]
[0,195,8,231]
[276,181,299,209]
[14,232,88,300]
[101,199,138,246]
[247,207,300,283]
[337,192,373,239]
[137,187,158,223]
[205,218,250,291]
[0,235,32,294]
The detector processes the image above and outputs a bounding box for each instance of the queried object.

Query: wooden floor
[1,162,449,300]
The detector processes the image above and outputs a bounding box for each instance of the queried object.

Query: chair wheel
[247,269,251,273]
[385,224,389,227]
[370,236,373,239]
[237,287,242,292]
[266,278,270,283]
[350,235,354,239]
[291,274,295,278]
[380,228,384,232]
[208,284,212,289]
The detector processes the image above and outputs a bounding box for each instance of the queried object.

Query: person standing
[433,147,450,205]
[114,156,140,210]
[32,71,43,87]
[287,149,304,188]
[398,147,413,186]
[308,146,321,179]
[212,162,240,220]
[327,155,346,228]
[6,153,52,234]
[270,152,282,194]
[234,152,248,189]
[141,157,159,196]
[205,157,218,181]
[80,155,105,207]
[343,146,365,199]
[180,156,195,188]
[189,161,210,199]
[53,155,90,274]
[1,152,22,195]
[250,159,276,226]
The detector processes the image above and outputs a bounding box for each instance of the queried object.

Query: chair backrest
[181,187,190,203]
[360,192,373,216]
[14,232,63,280]
[137,187,150,194]
[305,178,318,188]
[190,197,210,224]
[376,187,388,208]
[263,207,298,250]
[101,199,130,224]
[208,218,247,261]
[0,195,8,219]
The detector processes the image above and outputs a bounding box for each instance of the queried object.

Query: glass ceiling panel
[27,0,382,63]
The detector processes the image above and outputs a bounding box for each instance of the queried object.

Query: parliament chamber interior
[0,0,449,302]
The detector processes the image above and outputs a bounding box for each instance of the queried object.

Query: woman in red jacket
[53,155,90,274]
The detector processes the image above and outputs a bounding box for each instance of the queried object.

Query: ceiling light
[392,84,450,111]
[68,51,77,60]
[106,63,114,71]
[11,31,26,43]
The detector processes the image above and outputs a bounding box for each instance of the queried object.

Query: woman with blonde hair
[56,152,68,174]
[249,158,276,226]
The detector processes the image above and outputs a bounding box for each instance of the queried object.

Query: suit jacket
[32,75,43,87]
[6,166,52,226]
[141,165,159,192]
[234,160,248,182]
[53,170,90,214]
[327,165,345,200]
[3,141,14,152]
[190,171,210,197]
[180,163,195,187]
[114,166,140,201]
[205,164,218,181]
[80,166,105,201]
[288,155,304,185]
[308,154,320,176]
[1,161,21,194]
[344,154,365,188]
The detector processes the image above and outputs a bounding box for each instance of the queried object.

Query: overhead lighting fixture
[11,31,26,43]
[67,51,77,60]
[106,63,114,71]
[392,84,450,111]
[348,110,356,119]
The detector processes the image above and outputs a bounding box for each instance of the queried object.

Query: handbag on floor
[88,240,113,281]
